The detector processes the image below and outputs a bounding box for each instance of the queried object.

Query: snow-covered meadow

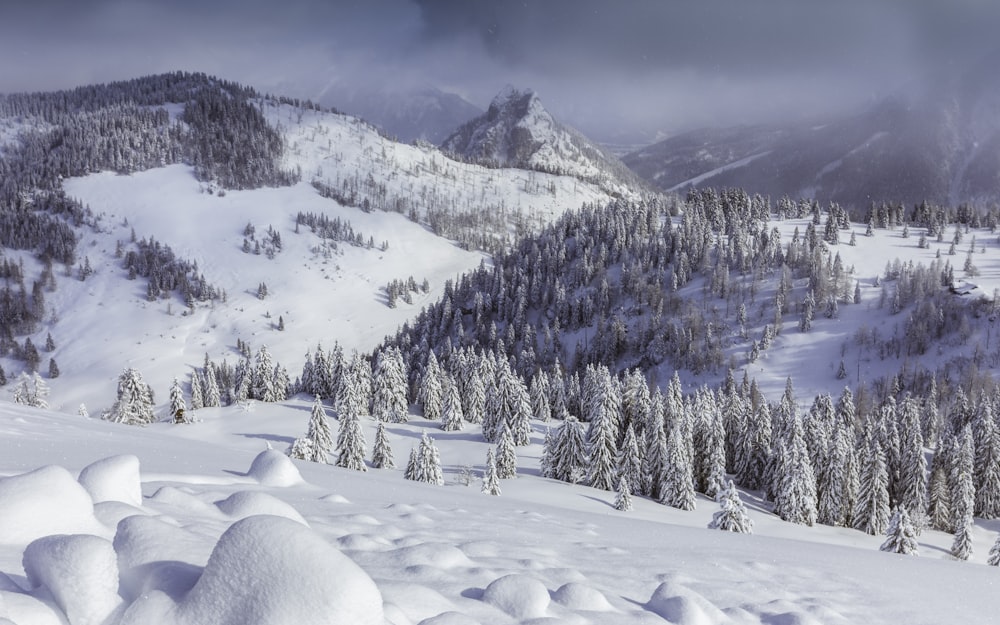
[1,400,999,624]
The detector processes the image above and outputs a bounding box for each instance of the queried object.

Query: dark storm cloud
[2,0,998,138]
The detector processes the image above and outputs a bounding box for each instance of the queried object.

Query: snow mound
[215,491,308,525]
[0,465,103,544]
[1,591,66,625]
[645,581,730,625]
[77,455,143,506]
[93,501,147,529]
[321,493,351,504]
[247,448,303,487]
[390,543,475,569]
[22,534,123,625]
[113,515,211,600]
[551,582,615,611]
[482,574,550,619]
[133,515,383,625]
[381,582,457,623]
[148,485,220,515]
[417,613,481,625]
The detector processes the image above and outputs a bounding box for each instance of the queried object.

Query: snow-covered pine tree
[853,434,891,535]
[817,423,855,526]
[371,422,395,469]
[694,387,726,498]
[410,433,443,485]
[462,357,486,424]
[404,447,418,481]
[287,436,313,461]
[530,370,552,422]
[973,400,1000,518]
[642,389,667,498]
[708,480,754,534]
[418,351,444,420]
[189,371,204,410]
[550,416,588,484]
[614,475,633,512]
[482,448,502,496]
[496,424,518,479]
[440,375,465,431]
[168,377,187,421]
[659,411,696,511]
[588,389,620,491]
[771,393,818,526]
[372,346,408,423]
[988,534,1000,566]
[304,395,334,464]
[251,345,276,402]
[949,426,975,561]
[203,364,222,408]
[106,368,155,425]
[880,507,919,555]
[616,424,642,495]
[897,394,927,519]
[335,410,367,471]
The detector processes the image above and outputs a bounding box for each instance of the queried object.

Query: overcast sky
[1,0,996,140]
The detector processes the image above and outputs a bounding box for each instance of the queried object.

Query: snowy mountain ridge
[441,86,646,198]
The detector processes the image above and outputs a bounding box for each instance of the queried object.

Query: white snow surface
[0,401,999,625]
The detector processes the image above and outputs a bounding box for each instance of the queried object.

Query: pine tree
[853,436,891,535]
[897,395,927,518]
[496,425,518,479]
[482,449,502,496]
[204,364,222,408]
[106,368,155,426]
[708,480,754,533]
[642,391,667,498]
[817,424,855,526]
[335,410,367,471]
[371,422,395,469]
[418,352,444,420]
[614,476,633,512]
[190,371,204,410]
[588,391,619,491]
[530,371,552,422]
[168,377,187,422]
[659,412,696,511]
[287,436,313,461]
[251,345,276,402]
[372,347,408,423]
[880,507,919,555]
[408,433,443,485]
[440,376,465,431]
[616,424,642,495]
[949,427,975,561]
[988,534,1000,566]
[304,396,334,464]
[404,447,418,480]
[47,358,59,379]
[952,517,974,561]
[973,401,1000,518]
[550,416,588,484]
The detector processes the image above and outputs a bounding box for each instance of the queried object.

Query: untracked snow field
[1,401,999,625]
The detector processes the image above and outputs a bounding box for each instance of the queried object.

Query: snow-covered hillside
[1,401,998,625]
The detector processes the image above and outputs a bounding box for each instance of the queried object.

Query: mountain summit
[441,86,644,197]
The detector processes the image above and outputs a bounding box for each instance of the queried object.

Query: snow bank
[113,515,210,600]
[551,582,615,611]
[77,455,143,506]
[0,465,103,544]
[22,534,123,625]
[124,514,384,625]
[247,448,303,487]
[215,491,308,525]
[481,574,550,619]
[417,613,481,625]
[645,581,729,625]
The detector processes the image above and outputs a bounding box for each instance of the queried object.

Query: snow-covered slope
[441,87,645,198]
[1,401,998,625]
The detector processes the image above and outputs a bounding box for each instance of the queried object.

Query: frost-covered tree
[335,410,367,471]
[853,435,891,535]
[407,433,443,485]
[896,395,927,518]
[547,416,588,484]
[588,390,619,491]
[950,427,975,560]
[251,345,276,402]
[880,507,919,555]
[642,391,668,498]
[708,480,754,534]
[530,371,552,422]
[168,377,187,421]
[12,372,48,409]
[418,351,444,420]
[189,371,204,410]
[952,517,974,561]
[440,376,465,431]
[496,424,518,479]
[817,424,856,527]
[614,475,633,512]
[106,368,155,426]
[988,534,1000,566]
[973,401,1000,518]
[482,448,501,496]
[659,412,696,511]
[287,436,314,461]
[203,365,221,408]
[371,421,395,469]
[616,424,642,495]
[304,395,334,464]
[372,346,408,422]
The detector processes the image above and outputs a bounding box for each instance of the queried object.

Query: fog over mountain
[3,1,998,144]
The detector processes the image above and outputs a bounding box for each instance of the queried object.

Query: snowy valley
[1,73,1000,625]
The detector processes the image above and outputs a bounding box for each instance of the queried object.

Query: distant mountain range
[624,52,1000,210]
